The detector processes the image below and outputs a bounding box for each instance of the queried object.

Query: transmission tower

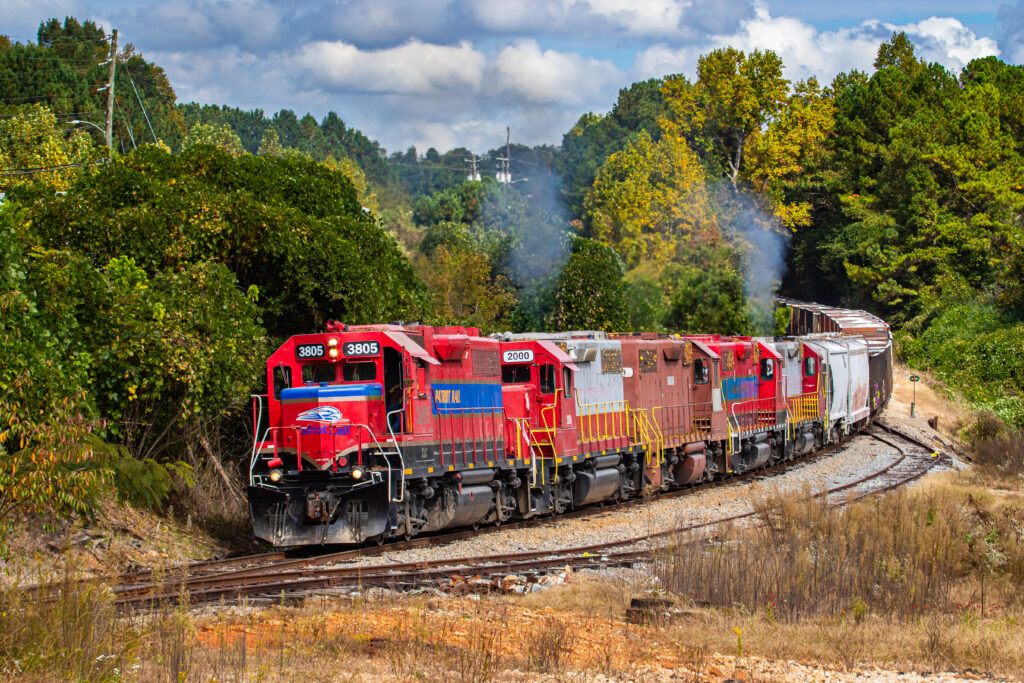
[495,127,512,183]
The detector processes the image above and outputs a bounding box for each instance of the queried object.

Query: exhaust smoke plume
[716,185,790,335]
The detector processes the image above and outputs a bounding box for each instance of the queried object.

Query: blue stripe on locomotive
[723,376,759,402]
[431,382,503,415]
[281,383,383,402]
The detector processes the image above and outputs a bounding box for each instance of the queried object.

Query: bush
[901,299,1024,427]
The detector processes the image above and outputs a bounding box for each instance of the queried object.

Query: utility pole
[465,154,481,181]
[104,29,118,152]
[496,127,511,183]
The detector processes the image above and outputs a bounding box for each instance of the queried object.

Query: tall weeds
[654,483,1024,621]
[0,564,138,680]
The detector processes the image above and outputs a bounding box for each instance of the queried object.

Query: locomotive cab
[498,340,580,458]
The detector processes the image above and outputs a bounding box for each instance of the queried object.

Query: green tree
[555,79,669,217]
[547,237,627,331]
[0,206,107,551]
[182,122,245,157]
[20,145,429,336]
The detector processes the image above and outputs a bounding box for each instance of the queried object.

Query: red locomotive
[248,302,893,546]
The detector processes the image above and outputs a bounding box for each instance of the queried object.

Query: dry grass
[655,479,1024,622]
[6,429,1024,680]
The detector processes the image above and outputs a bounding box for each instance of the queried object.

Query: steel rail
[114,422,947,608]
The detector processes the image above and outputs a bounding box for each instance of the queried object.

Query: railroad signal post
[909,374,920,416]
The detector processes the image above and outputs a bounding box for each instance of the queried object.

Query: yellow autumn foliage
[584,128,718,270]
[0,104,95,193]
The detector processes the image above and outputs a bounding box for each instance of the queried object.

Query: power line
[0,159,108,176]
[3,35,109,42]
[122,65,156,143]
[0,91,97,103]
[0,109,103,119]
[114,94,136,149]
[0,58,107,65]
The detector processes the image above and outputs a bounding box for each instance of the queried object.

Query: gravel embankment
[341,416,951,568]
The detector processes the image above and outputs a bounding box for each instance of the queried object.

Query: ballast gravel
[337,411,950,570]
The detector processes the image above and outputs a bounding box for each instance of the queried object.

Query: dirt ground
[886,362,970,446]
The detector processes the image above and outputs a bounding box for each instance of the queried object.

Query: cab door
[408,356,433,436]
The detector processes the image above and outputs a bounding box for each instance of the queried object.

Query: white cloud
[634,2,1000,83]
[124,0,285,51]
[488,40,621,104]
[293,39,486,95]
[899,16,1000,67]
[997,1,1024,64]
[583,0,687,37]
[0,0,83,37]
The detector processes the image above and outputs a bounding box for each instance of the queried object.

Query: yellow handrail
[574,390,631,446]
[630,408,663,468]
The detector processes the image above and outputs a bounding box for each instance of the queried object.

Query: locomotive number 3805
[343,341,380,357]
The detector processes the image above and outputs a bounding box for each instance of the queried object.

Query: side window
[760,358,775,381]
[501,365,531,383]
[694,359,709,385]
[272,366,292,399]
[302,364,336,384]
[539,364,556,394]
[342,362,377,382]
[804,357,817,377]
[563,367,572,398]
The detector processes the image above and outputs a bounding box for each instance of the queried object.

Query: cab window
[539,364,557,394]
[804,357,817,377]
[760,358,775,381]
[694,359,709,385]
[563,368,572,398]
[501,368,532,385]
[342,362,377,382]
[302,364,335,384]
[273,366,292,399]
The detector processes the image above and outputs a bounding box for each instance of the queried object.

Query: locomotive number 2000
[295,343,325,359]
[502,349,534,363]
[343,341,380,357]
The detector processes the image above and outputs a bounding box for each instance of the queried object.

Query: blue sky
[3,0,1021,153]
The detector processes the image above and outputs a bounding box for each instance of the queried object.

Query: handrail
[432,402,504,465]
[651,401,715,445]
[574,390,631,448]
[250,394,265,465]
[785,392,820,424]
[384,409,407,502]
[728,396,781,436]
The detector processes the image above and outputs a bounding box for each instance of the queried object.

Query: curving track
[108,421,948,609]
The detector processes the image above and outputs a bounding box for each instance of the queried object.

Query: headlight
[327,337,339,347]
[269,469,283,483]
[328,348,339,358]
[351,466,365,480]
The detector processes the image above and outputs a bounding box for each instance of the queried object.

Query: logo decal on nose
[298,406,345,423]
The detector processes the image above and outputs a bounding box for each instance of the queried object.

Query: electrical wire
[0,158,108,176]
[115,96,136,149]
[122,65,157,143]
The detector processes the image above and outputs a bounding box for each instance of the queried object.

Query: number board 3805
[295,343,325,359]
[343,341,380,357]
